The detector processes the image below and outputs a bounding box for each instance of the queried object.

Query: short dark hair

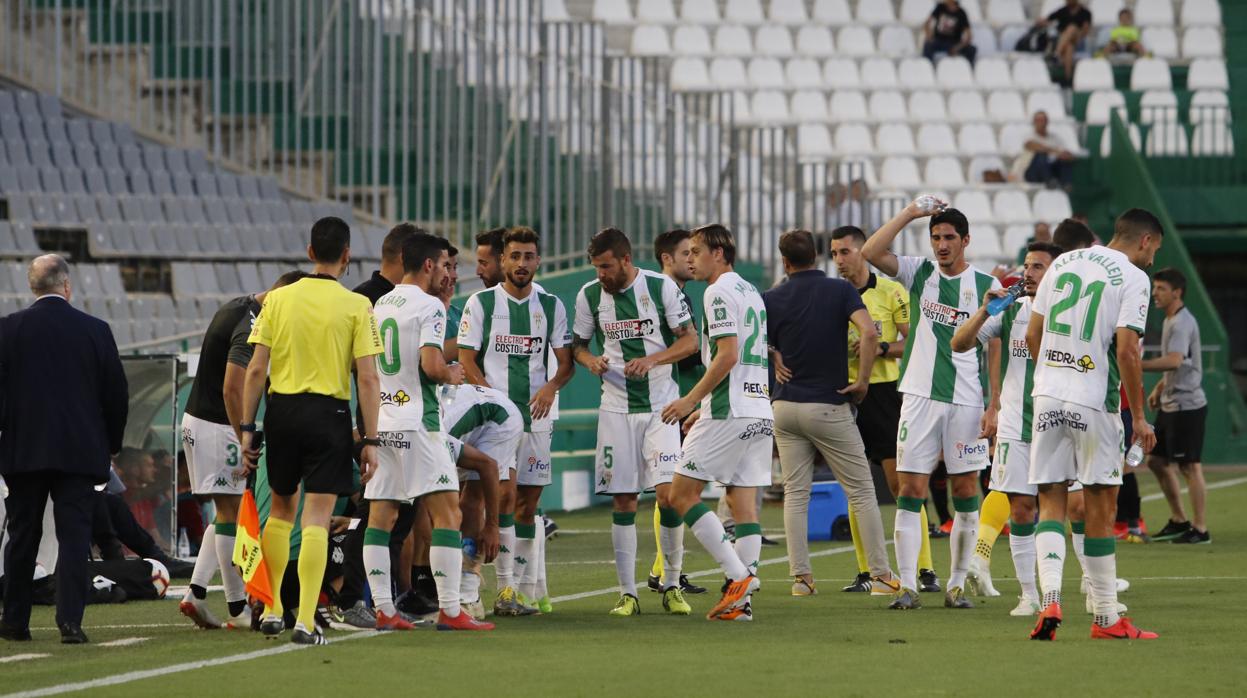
[403,232,452,274]
[310,216,351,263]
[1053,218,1096,251]
[383,223,424,263]
[691,223,736,265]
[654,229,691,261]
[830,225,867,246]
[1114,207,1164,243]
[1026,241,1064,259]
[447,242,459,258]
[475,227,507,258]
[588,227,632,260]
[271,270,309,289]
[1152,267,1186,294]
[778,229,817,267]
[930,208,969,238]
[504,226,540,254]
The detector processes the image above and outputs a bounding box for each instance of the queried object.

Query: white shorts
[455,421,521,483]
[366,430,459,502]
[990,438,1036,496]
[895,394,988,476]
[1028,397,1125,487]
[181,413,245,496]
[595,411,682,495]
[677,417,774,488]
[515,431,553,487]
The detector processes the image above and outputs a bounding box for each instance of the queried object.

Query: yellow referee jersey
[847,273,908,384]
[248,276,383,401]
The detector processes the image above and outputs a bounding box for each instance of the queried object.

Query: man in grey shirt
[1142,268,1210,545]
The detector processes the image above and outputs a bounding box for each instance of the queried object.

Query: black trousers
[2,471,96,629]
[336,500,418,608]
[92,491,164,561]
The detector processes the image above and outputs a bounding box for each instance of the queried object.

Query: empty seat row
[1085,89,1231,126]
[1073,57,1229,92]
[793,121,1077,159]
[170,261,369,300]
[0,261,124,299]
[854,185,1073,226]
[673,55,1058,92]
[736,88,1066,125]
[0,155,282,202]
[4,192,350,229]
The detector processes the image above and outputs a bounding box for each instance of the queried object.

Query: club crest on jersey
[713,307,727,321]
[962,290,975,306]
[641,295,652,312]
[603,318,655,340]
[1044,350,1095,373]
[533,311,545,326]
[494,334,544,355]
[919,298,969,327]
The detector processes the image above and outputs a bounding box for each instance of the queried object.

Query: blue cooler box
[807,481,850,541]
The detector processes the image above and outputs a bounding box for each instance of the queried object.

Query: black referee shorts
[855,381,901,463]
[1153,406,1207,465]
[265,393,355,496]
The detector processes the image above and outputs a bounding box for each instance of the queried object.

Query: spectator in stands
[1037,0,1092,85]
[116,447,166,549]
[1013,221,1052,265]
[1012,111,1076,190]
[923,0,977,66]
[1102,8,1145,58]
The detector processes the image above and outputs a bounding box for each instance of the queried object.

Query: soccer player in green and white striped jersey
[952,241,1062,616]
[571,228,700,617]
[861,198,1002,610]
[458,227,574,612]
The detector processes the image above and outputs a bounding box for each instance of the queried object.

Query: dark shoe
[841,572,872,592]
[1153,519,1192,541]
[647,574,662,592]
[1172,528,1210,545]
[290,624,327,645]
[542,515,559,540]
[396,589,439,616]
[928,524,949,540]
[919,568,942,593]
[59,623,89,644]
[0,622,32,641]
[679,574,707,594]
[760,535,779,547]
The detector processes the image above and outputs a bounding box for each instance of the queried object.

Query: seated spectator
[1102,8,1145,58]
[1015,221,1052,265]
[1011,111,1076,189]
[116,447,167,550]
[923,0,977,66]
[1037,0,1092,85]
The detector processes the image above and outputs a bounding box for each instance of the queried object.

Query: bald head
[29,254,70,298]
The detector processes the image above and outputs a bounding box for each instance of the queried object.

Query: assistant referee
[240,216,384,645]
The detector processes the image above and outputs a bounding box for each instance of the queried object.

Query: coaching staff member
[764,231,896,597]
[0,255,128,644]
[239,217,384,646]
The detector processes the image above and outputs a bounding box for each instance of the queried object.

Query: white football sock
[1035,524,1066,609]
[363,543,395,616]
[948,510,978,590]
[496,524,516,590]
[894,508,922,591]
[1070,530,1088,578]
[515,529,537,599]
[213,527,246,604]
[687,507,748,581]
[612,517,638,597]
[535,516,548,599]
[732,522,763,577]
[659,522,685,589]
[190,525,219,591]
[1085,551,1120,628]
[1010,530,1038,600]
[430,529,462,617]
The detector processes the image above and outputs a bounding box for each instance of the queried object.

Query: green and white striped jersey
[458,285,570,432]
[700,271,773,420]
[441,383,521,439]
[976,297,1035,443]
[572,269,692,414]
[374,284,447,432]
[893,256,1000,406]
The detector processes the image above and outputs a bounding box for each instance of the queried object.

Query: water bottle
[177,527,191,559]
[1125,436,1146,468]
[913,194,947,214]
[462,536,477,559]
[986,282,1026,316]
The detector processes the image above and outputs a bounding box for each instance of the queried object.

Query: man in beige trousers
[764,231,897,596]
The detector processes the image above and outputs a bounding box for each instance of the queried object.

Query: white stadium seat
[1085,90,1127,126]
[798,124,835,159]
[1182,0,1222,26]
[899,57,937,88]
[813,0,853,25]
[1145,122,1189,156]
[1130,57,1172,91]
[770,0,809,24]
[670,58,711,90]
[1098,122,1141,157]
[1089,0,1124,22]
[999,122,1032,156]
[748,57,786,88]
[754,26,795,56]
[1188,59,1229,90]
[1026,91,1067,121]
[916,124,958,156]
[1191,123,1234,156]
[924,156,967,187]
[876,123,917,155]
[909,90,948,122]
[785,58,824,89]
[672,26,713,54]
[681,0,720,22]
[835,123,875,154]
[960,0,984,22]
[968,155,1006,181]
[1072,58,1114,91]
[636,0,676,23]
[974,24,1000,57]
[1032,189,1073,222]
[900,0,934,27]
[593,0,631,24]
[791,90,829,122]
[1141,27,1178,60]
[1138,90,1179,124]
[988,91,1027,122]
[969,225,1003,261]
[998,25,1029,53]
[749,90,790,123]
[993,189,1033,224]
[725,0,765,24]
[870,90,909,121]
[935,56,975,89]
[948,90,987,122]
[878,25,917,57]
[710,58,748,87]
[824,58,862,88]
[1182,27,1224,60]
[1012,56,1052,89]
[861,57,900,88]
[1134,0,1174,26]
[880,156,922,188]
[714,25,754,55]
[986,0,1026,26]
[1003,224,1032,254]
[830,90,869,120]
[856,0,896,26]
[954,190,995,223]
[975,57,1013,89]
[837,25,876,56]
[795,26,836,56]
[630,26,671,56]
[1189,90,1230,124]
[958,123,999,155]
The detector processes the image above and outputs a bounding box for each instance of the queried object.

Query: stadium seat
[813,0,853,24]
[1138,90,1179,123]
[968,224,1003,262]
[954,190,995,223]
[725,0,764,24]
[1073,58,1114,91]
[791,91,829,122]
[755,26,795,56]
[671,58,711,90]
[1133,0,1173,26]
[1191,123,1234,156]
[1140,25,1179,59]
[795,26,836,56]
[1011,56,1052,90]
[1188,90,1230,124]
[968,154,1007,182]
[880,156,922,188]
[1187,59,1228,90]
[935,57,975,89]
[909,90,948,122]
[785,58,823,89]
[672,25,713,54]
[593,0,631,24]
[975,56,1012,89]
[855,0,896,25]
[770,0,808,24]
[1145,122,1189,156]
[748,58,786,87]
[1085,90,1127,126]
[1026,91,1067,121]
[924,156,967,187]
[992,189,1033,224]
[948,90,987,122]
[1182,27,1223,60]
[974,22,998,55]
[636,0,676,23]
[899,57,937,88]
[876,123,917,155]
[988,91,1027,122]
[1032,189,1073,222]
[1130,58,1172,91]
[836,25,876,56]
[681,0,720,22]
[1088,0,1124,21]
[959,123,1000,155]
[861,57,899,88]
[710,58,747,88]
[1181,0,1222,26]
[749,90,790,123]
[916,124,958,155]
[834,123,874,154]
[630,26,671,56]
[830,91,869,121]
[797,124,835,159]
[987,0,1026,26]
[714,25,754,55]
[878,25,917,57]
[900,0,934,26]
[869,91,908,121]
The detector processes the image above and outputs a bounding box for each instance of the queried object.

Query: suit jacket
[0,296,128,482]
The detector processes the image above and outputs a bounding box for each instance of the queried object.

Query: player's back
[1032,245,1150,413]
[701,271,771,420]
[375,284,446,431]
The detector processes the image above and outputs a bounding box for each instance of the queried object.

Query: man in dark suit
[0,254,128,644]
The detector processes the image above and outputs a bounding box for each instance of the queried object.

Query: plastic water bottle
[462,537,477,559]
[1125,436,1146,467]
[177,527,191,559]
[914,194,947,214]
[986,282,1026,316]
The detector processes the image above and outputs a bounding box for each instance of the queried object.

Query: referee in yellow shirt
[830,226,940,594]
[240,216,384,645]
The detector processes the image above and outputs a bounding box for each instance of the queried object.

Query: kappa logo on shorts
[368,568,385,576]
[1044,553,1061,560]
[213,477,229,488]
[437,474,452,485]
[683,461,699,472]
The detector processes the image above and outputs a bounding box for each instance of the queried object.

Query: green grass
[4,469,1247,697]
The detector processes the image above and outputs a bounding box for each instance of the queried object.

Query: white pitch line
[0,654,50,664]
[1140,475,1247,502]
[29,624,184,631]
[0,631,381,698]
[97,637,149,648]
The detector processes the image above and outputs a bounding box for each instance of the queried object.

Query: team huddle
[177,198,1164,642]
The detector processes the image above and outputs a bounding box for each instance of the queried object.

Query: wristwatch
[877,341,890,357]
[361,436,382,447]
[239,423,257,433]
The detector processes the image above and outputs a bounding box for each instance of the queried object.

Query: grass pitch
[3,469,1246,697]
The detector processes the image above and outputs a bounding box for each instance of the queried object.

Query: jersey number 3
[741,308,768,367]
